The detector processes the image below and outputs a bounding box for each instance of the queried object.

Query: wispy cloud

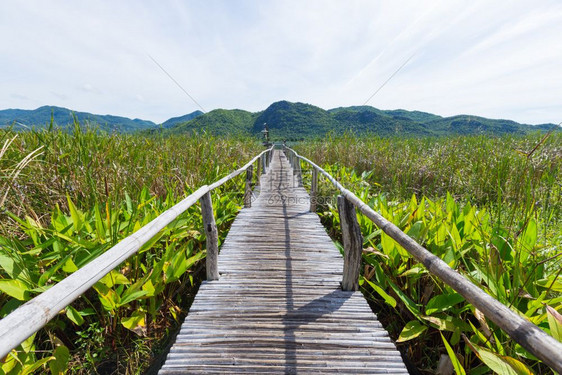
[0,0,561,124]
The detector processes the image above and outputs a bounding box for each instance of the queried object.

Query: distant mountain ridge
[161,111,204,128]
[1,102,557,137]
[160,100,558,139]
[0,106,203,133]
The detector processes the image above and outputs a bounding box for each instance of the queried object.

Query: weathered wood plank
[159,150,407,374]
[338,195,363,291]
[200,192,219,281]
[244,165,253,208]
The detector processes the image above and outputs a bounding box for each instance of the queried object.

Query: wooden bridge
[158,150,407,374]
[1,147,562,374]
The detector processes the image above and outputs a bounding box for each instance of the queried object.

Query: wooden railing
[283,146,562,374]
[0,147,273,360]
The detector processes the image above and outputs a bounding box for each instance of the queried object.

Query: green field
[1,126,561,374]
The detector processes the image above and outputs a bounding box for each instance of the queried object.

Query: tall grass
[0,126,262,374]
[295,133,561,239]
[295,133,562,374]
[0,127,260,235]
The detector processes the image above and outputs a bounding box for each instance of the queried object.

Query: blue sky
[1,0,561,124]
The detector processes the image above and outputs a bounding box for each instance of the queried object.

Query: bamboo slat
[159,150,407,374]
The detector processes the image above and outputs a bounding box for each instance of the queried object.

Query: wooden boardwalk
[159,150,407,374]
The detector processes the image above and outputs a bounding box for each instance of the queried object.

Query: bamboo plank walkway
[159,150,408,374]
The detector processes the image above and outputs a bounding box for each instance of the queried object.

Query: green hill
[2,102,557,137]
[161,111,203,128]
[253,101,337,139]
[426,115,528,135]
[165,100,557,139]
[329,107,434,136]
[164,109,257,136]
[0,106,156,132]
[0,106,203,133]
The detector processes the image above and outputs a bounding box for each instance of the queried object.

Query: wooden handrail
[0,147,273,360]
[283,146,562,373]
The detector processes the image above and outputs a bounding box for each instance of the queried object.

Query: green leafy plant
[297,134,561,374]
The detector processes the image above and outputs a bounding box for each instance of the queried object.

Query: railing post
[261,154,266,174]
[337,195,363,291]
[266,150,271,170]
[255,158,261,186]
[244,165,253,208]
[200,191,219,280]
[294,156,302,187]
[310,168,318,212]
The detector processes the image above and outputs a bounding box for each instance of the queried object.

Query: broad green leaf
[399,264,426,277]
[422,315,470,332]
[381,232,396,256]
[474,345,533,375]
[66,194,83,232]
[448,224,462,252]
[364,279,396,308]
[185,250,206,269]
[426,293,465,315]
[0,253,18,279]
[463,206,475,237]
[502,357,534,375]
[99,270,130,287]
[0,279,30,301]
[38,254,72,286]
[61,257,78,273]
[514,344,538,361]
[119,290,149,306]
[21,356,54,375]
[171,251,190,280]
[546,305,562,342]
[519,219,536,263]
[536,276,562,292]
[1,351,18,373]
[93,203,106,241]
[125,192,133,214]
[406,221,426,243]
[389,281,420,317]
[138,230,166,253]
[121,311,146,336]
[65,305,84,326]
[440,333,466,375]
[165,250,189,283]
[52,232,95,250]
[142,279,156,297]
[478,349,518,375]
[469,321,493,350]
[97,288,119,313]
[397,320,427,342]
[21,332,36,353]
[435,223,448,246]
[49,345,70,375]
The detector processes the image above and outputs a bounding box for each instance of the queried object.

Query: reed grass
[0,125,262,374]
[295,133,562,374]
[0,126,260,235]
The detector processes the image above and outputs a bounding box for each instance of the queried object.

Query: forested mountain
[163,101,557,139]
[161,111,204,128]
[0,106,202,133]
[1,102,556,138]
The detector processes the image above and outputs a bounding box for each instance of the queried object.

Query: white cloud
[0,0,561,124]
